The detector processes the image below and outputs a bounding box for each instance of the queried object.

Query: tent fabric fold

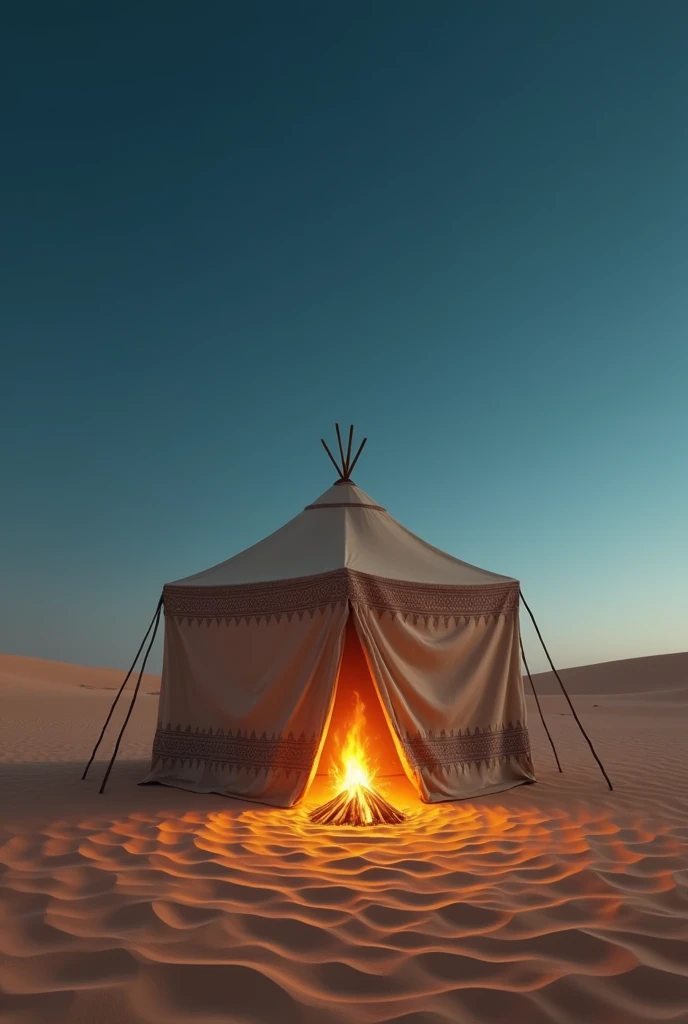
[142,604,348,807]
[350,602,534,801]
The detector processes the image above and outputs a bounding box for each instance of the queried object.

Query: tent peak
[321,424,367,482]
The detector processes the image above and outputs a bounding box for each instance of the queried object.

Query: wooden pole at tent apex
[320,424,367,481]
[345,425,354,472]
[335,423,347,472]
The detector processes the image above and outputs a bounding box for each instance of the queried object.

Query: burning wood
[309,783,406,826]
[309,692,407,827]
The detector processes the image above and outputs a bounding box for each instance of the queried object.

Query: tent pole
[321,438,344,478]
[335,424,347,475]
[345,425,354,476]
[519,591,613,791]
[99,598,163,794]
[81,593,164,780]
[346,437,367,478]
[519,633,562,772]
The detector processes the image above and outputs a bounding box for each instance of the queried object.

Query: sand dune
[528,650,688,696]
[1,651,687,1023]
[0,653,160,695]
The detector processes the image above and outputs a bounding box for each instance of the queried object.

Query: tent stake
[519,591,613,791]
[81,593,163,780]
[98,598,163,794]
[520,633,562,772]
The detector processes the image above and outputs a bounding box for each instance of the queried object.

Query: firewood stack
[309,784,407,826]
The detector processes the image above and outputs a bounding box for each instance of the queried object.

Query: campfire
[309,693,407,826]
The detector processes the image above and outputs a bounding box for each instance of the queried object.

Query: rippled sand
[1,654,687,1023]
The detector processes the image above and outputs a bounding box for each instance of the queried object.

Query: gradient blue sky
[2,2,686,675]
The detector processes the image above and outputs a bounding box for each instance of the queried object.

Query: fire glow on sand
[309,693,407,826]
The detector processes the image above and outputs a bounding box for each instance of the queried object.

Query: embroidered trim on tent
[304,502,387,511]
[163,571,519,624]
[151,722,319,775]
[402,722,532,772]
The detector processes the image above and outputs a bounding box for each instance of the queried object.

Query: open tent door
[313,615,411,784]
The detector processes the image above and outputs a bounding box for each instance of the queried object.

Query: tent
[140,433,538,808]
[85,428,612,803]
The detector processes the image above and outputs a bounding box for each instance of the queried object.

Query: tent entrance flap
[313,616,406,780]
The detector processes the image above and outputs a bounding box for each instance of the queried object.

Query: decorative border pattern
[151,722,319,776]
[402,722,532,772]
[349,574,518,619]
[304,502,387,511]
[163,571,519,624]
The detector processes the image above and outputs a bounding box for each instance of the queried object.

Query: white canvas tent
[140,432,538,807]
[85,428,611,802]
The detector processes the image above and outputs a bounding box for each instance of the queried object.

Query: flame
[309,692,406,826]
[331,691,376,796]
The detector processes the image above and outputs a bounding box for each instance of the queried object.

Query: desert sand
[1,650,687,1024]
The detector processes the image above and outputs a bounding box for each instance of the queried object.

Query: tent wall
[143,575,534,807]
[142,604,348,807]
[352,604,535,801]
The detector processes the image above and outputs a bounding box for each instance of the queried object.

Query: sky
[1,1,686,676]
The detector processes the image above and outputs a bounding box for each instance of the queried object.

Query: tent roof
[169,480,515,588]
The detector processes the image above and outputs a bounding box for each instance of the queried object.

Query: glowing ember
[309,693,407,827]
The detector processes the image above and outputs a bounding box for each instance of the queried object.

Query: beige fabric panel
[351,606,535,802]
[142,604,348,806]
[171,482,514,588]
[343,507,513,585]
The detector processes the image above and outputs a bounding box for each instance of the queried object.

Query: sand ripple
[1,786,688,1024]
[1,683,688,1023]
